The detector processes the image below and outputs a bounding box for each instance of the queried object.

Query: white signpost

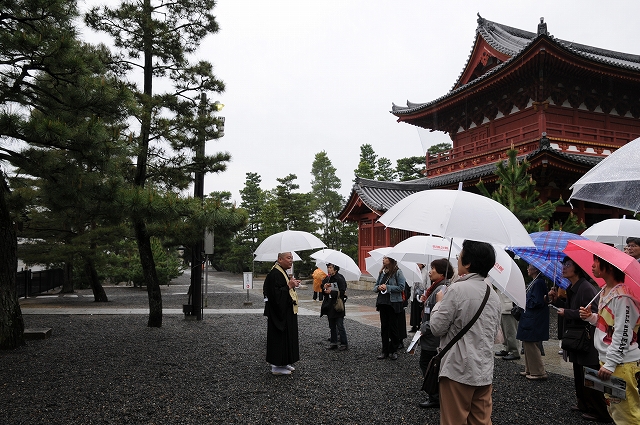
[243,272,253,306]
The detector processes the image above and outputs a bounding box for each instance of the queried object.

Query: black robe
[263,266,299,366]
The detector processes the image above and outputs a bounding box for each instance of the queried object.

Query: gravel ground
[2,273,578,425]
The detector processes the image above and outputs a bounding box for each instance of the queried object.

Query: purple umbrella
[509,231,589,289]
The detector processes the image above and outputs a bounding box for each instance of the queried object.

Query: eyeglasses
[455,254,459,260]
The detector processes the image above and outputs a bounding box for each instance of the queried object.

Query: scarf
[424,276,445,300]
[273,263,298,314]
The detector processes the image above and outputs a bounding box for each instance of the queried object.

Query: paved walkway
[19,270,574,378]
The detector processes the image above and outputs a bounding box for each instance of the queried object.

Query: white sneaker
[284,364,295,371]
[271,366,292,375]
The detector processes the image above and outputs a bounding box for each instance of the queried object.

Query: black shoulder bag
[422,285,491,394]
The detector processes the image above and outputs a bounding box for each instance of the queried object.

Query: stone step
[24,328,52,340]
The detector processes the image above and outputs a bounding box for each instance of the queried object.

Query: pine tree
[239,172,264,250]
[85,0,229,327]
[0,0,131,348]
[396,156,426,181]
[476,149,564,232]
[310,151,343,246]
[354,144,377,180]
[377,157,397,181]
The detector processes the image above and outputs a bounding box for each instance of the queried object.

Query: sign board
[243,272,253,290]
[204,231,214,255]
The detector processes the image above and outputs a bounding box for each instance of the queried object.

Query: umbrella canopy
[563,239,640,301]
[569,136,640,213]
[378,189,535,247]
[386,235,460,264]
[254,230,326,257]
[253,251,302,262]
[485,248,526,308]
[364,255,422,284]
[311,249,361,281]
[368,247,392,262]
[581,218,640,249]
[509,231,588,289]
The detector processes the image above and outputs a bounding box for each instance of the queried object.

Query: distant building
[340,15,640,271]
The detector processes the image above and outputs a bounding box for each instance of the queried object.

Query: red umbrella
[563,239,640,301]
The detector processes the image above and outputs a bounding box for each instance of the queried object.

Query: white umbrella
[254,230,326,256]
[253,251,302,262]
[365,255,422,283]
[581,218,640,249]
[569,136,640,213]
[310,249,361,281]
[368,247,391,262]
[386,235,461,264]
[485,248,526,308]
[378,189,535,247]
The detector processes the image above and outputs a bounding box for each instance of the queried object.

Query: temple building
[339,15,640,271]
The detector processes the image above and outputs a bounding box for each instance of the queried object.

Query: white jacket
[585,284,640,372]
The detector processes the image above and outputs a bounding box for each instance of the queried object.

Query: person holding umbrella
[374,256,406,360]
[417,258,454,409]
[549,257,611,422]
[429,240,501,425]
[410,263,429,333]
[320,264,348,351]
[263,252,301,375]
[516,263,549,381]
[580,255,640,424]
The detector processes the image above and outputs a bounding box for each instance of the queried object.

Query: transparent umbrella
[569,136,640,213]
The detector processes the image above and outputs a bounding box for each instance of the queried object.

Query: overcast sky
[84,0,640,205]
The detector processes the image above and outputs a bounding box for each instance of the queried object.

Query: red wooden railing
[426,123,637,176]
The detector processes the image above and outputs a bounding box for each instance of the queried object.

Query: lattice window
[390,228,412,246]
[374,226,386,246]
[360,226,372,247]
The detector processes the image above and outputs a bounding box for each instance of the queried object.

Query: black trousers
[378,304,400,354]
[573,362,612,421]
[420,349,439,399]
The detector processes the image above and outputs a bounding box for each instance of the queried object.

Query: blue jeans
[329,317,348,346]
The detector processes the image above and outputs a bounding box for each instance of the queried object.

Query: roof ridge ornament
[477,13,485,26]
[537,17,547,36]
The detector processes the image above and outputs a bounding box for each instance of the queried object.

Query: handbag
[511,305,524,321]
[334,294,345,312]
[561,326,591,353]
[422,285,491,394]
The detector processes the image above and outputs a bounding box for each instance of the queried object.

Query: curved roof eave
[391,15,640,118]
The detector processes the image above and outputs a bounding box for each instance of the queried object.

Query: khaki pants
[523,341,546,376]
[439,377,492,425]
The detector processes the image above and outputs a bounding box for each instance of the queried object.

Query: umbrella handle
[584,288,604,310]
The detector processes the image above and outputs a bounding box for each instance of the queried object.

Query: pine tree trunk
[0,175,24,349]
[134,218,162,327]
[61,261,74,293]
[85,258,108,302]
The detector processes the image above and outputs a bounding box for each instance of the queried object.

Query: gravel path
[2,272,579,425]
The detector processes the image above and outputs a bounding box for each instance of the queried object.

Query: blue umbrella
[509,231,589,289]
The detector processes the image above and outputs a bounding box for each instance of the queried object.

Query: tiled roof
[392,15,640,116]
[350,177,431,213]
[343,146,603,215]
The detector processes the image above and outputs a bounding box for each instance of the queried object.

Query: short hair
[459,240,495,278]
[430,258,454,279]
[626,237,640,246]
[561,256,586,278]
[277,252,291,260]
[593,255,625,283]
[327,263,340,272]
